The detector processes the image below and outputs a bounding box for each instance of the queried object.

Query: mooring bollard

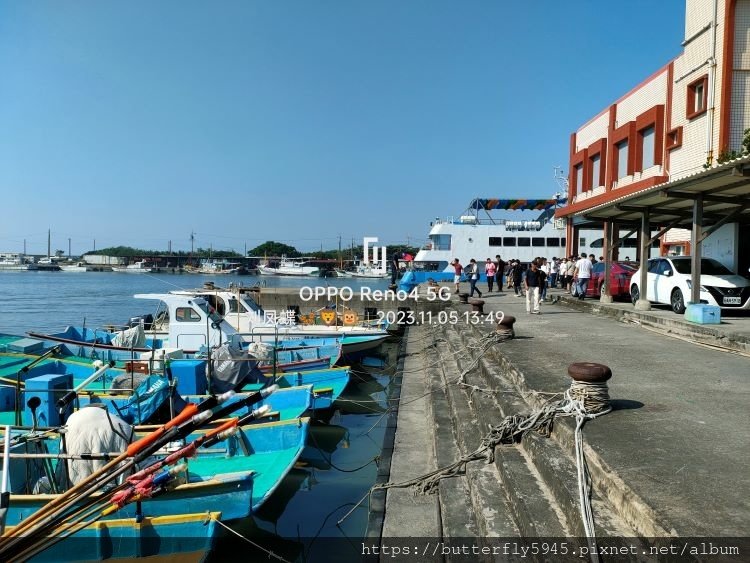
[458,292,470,304]
[496,314,516,338]
[566,362,612,414]
[468,298,485,315]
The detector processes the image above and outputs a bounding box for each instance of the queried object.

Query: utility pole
[338,235,342,267]
[23,239,26,255]
[47,229,51,259]
[190,231,195,254]
[68,238,71,258]
[93,239,96,252]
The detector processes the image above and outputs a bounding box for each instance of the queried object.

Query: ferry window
[518,237,531,247]
[546,237,560,246]
[489,237,503,246]
[503,237,516,247]
[579,238,586,247]
[590,238,603,248]
[532,237,545,247]
[175,307,201,322]
[560,237,566,247]
[429,234,452,251]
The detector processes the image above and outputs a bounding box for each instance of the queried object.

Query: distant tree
[249,241,300,257]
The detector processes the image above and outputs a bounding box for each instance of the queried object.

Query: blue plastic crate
[684,303,721,325]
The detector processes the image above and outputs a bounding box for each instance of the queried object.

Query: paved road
[472,287,750,536]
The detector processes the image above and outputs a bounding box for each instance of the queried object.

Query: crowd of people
[450,253,604,314]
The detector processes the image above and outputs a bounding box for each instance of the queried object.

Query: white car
[629,256,750,314]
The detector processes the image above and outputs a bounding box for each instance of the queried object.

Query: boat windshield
[194,299,225,324]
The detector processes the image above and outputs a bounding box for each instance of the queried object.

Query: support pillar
[635,209,652,310]
[690,194,703,304]
[600,221,613,303]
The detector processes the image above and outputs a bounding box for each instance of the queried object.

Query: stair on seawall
[431,309,642,539]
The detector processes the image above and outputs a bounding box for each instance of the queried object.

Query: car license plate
[723,297,741,305]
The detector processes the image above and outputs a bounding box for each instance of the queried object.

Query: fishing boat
[0,254,38,271]
[351,265,389,279]
[2,511,221,562]
[160,286,391,352]
[0,340,346,425]
[111,261,154,273]
[1,417,310,525]
[58,262,89,273]
[257,256,319,276]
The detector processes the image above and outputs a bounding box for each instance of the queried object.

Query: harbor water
[0,271,399,562]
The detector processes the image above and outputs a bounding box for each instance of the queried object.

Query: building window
[590,154,601,189]
[575,164,583,195]
[616,140,629,179]
[666,127,683,151]
[546,237,560,246]
[532,237,545,247]
[489,237,502,246]
[518,237,531,247]
[686,75,708,119]
[641,126,655,169]
[503,237,516,246]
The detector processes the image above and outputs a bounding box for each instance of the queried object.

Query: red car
[586,261,638,299]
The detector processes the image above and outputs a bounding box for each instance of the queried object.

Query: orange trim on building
[555,175,669,218]
[719,0,736,152]
[568,133,577,200]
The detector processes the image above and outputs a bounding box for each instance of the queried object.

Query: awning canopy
[468,198,567,211]
[570,155,750,226]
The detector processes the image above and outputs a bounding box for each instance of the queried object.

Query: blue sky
[0,1,684,255]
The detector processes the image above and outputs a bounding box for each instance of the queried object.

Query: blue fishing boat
[245,366,351,410]
[3,511,222,562]
[2,417,309,524]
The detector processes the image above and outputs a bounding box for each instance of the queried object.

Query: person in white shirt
[573,252,592,300]
[540,258,551,300]
[549,258,560,289]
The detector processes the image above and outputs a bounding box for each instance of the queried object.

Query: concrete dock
[377,285,750,548]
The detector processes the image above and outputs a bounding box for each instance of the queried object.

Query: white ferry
[411,198,659,282]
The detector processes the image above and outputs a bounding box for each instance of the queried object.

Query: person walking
[485,258,496,293]
[512,260,524,297]
[574,252,593,300]
[525,259,542,314]
[565,256,576,291]
[549,257,559,289]
[494,255,505,293]
[451,258,463,293]
[390,253,400,285]
[467,259,482,298]
[539,258,551,301]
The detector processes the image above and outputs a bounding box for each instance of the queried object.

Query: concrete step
[445,312,641,538]
[435,322,567,537]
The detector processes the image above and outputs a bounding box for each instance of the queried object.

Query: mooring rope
[345,378,611,556]
[212,518,291,563]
